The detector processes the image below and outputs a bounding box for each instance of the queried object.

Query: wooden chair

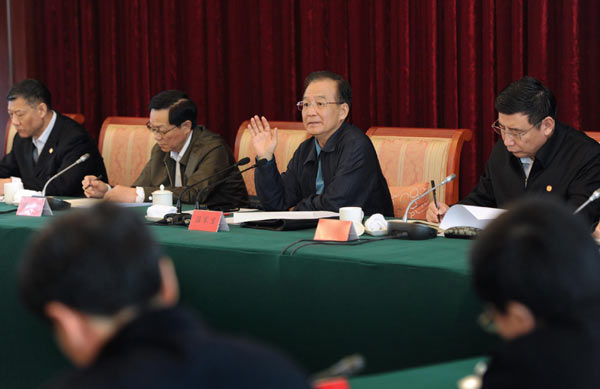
[4,113,85,155]
[366,127,472,218]
[98,117,156,187]
[234,120,308,196]
[585,131,600,143]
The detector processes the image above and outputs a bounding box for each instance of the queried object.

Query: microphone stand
[161,157,251,225]
[574,188,600,215]
[194,159,268,210]
[38,153,91,211]
[388,174,456,240]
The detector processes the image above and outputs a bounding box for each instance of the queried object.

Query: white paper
[66,198,103,208]
[232,211,338,224]
[439,204,505,230]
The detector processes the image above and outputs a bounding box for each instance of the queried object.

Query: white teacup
[339,206,365,235]
[151,185,173,206]
[4,181,24,204]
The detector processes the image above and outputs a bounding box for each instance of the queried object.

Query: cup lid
[152,184,172,195]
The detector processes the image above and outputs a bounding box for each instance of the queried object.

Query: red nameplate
[313,219,358,241]
[16,196,53,217]
[188,210,229,232]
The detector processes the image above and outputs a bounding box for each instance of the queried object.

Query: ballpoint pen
[431,180,440,223]
[84,174,104,190]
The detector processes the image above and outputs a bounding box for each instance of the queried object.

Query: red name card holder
[313,219,358,241]
[188,210,229,232]
[16,196,53,217]
[313,377,350,389]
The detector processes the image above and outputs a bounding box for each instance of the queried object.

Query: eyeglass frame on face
[296,100,343,112]
[146,121,179,137]
[491,118,543,140]
[478,305,497,333]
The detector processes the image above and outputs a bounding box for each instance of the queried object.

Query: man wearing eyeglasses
[248,71,393,216]
[426,76,600,227]
[470,199,600,388]
[83,90,248,208]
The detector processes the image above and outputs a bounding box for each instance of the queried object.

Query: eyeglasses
[491,119,541,140]
[146,121,179,137]
[296,100,343,111]
[477,307,497,333]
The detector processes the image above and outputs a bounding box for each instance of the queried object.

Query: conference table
[0,202,497,388]
[349,356,487,388]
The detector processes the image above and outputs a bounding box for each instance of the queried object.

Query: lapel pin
[49,148,54,154]
[546,185,552,192]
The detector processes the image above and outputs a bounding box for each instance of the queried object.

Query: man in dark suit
[471,198,600,388]
[0,79,106,196]
[18,202,309,388]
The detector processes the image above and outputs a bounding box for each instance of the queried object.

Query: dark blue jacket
[49,306,310,389]
[255,122,394,217]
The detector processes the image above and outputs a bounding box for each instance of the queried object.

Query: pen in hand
[431,180,440,223]
[84,174,104,191]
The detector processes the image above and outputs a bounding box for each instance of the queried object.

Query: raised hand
[248,115,278,161]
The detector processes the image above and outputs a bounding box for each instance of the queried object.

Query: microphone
[194,158,267,209]
[162,157,252,225]
[39,153,91,211]
[310,354,366,382]
[174,157,250,214]
[574,188,600,215]
[388,173,456,240]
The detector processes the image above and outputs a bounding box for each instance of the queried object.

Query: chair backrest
[366,127,472,218]
[234,120,308,196]
[4,113,85,155]
[98,116,156,187]
[585,131,600,144]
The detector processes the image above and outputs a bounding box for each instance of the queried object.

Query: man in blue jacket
[248,71,393,217]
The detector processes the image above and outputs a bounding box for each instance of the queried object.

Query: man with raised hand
[248,71,393,216]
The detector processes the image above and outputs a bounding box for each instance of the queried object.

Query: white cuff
[135,187,145,203]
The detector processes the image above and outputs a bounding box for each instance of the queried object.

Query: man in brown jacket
[83,90,248,209]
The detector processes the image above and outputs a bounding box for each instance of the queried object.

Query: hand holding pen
[425,180,450,223]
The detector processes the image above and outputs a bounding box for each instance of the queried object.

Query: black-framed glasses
[146,121,179,137]
[491,119,541,140]
[296,100,343,111]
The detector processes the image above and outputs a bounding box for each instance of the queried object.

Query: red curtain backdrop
[28,0,600,199]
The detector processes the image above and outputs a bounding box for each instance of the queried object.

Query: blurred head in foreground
[18,202,178,366]
[18,203,309,388]
[470,198,600,340]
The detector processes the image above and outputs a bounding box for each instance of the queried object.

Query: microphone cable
[280,235,398,256]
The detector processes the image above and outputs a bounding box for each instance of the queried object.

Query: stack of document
[439,205,505,231]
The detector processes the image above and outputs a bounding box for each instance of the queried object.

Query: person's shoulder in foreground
[248,70,392,216]
[470,198,600,389]
[18,203,308,388]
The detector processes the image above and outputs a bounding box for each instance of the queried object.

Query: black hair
[494,76,556,125]
[303,70,352,108]
[18,203,163,318]
[7,79,52,110]
[470,198,600,324]
[148,89,197,128]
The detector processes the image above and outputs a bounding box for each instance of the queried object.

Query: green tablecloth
[0,203,497,387]
[350,356,487,388]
